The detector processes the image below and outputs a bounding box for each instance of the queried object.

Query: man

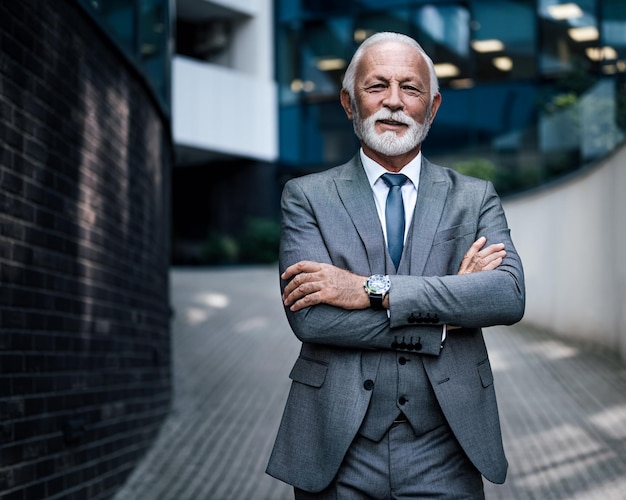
[267,32,525,499]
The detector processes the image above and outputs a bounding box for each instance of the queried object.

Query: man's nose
[383,84,403,111]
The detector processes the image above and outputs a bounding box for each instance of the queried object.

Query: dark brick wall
[0,1,172,498]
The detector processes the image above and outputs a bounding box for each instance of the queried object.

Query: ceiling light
[434,63,460,78]
[568,26,599,42]
[354,29,373,43]
[290,79,315,93]
[493,57,513,71]
[449,78,474,89]
[471,39,504,53]
[585,46,618,61]
[548,3,584,20]
[316,58,346,71]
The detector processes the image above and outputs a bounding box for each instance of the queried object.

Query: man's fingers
[469,236,487,253]
[287,291,322,312]
[281,260,320,281]
[283,272,317,302]
[458,238,506,275]
[460,237,486,265]
[480,255,504,271]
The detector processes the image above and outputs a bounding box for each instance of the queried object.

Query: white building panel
[173,55,278,162]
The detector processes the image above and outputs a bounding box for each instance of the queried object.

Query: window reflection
[139,0,169,101]
[300,18,352,100]
[472,1,535,82]
[539,0,599,76]
[276,0,626,194]
[416,5,470,85]
[76,0,171,114]
[97,0,136,53]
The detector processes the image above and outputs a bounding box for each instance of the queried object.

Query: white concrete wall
[207,0,259,16]
[172,55,278,161]
[172,0,276,162]
[230,0,273,80]
[503,143,626,361]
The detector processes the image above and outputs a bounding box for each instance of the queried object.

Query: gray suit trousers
[294,420,484,499]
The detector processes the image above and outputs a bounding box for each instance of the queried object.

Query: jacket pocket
[477,358,494,388]
[289,356,328,388]
[432,223,475,246]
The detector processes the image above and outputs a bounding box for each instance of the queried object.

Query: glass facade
[276,0,626,195]
[76,0,172,115]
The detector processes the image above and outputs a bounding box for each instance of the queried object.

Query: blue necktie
[381,173,408,270]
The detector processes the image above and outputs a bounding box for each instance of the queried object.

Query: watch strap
[369,293,384,310]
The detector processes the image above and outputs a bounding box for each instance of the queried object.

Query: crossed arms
[282,236,505,312]
[278,175,525,350]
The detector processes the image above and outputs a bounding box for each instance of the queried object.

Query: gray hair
[342,32,439,103]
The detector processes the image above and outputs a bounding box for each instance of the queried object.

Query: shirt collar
[360,148,422,189]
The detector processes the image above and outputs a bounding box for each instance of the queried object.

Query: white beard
[353,106,432,156]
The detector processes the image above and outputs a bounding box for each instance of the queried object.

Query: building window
[76,0,171,114]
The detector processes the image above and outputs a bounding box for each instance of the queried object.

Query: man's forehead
[363,40,421,58]
[357,41,428,78]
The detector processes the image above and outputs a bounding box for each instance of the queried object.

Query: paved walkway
[114,267,626,500]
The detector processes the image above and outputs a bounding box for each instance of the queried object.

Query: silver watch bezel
[364,274,390,296]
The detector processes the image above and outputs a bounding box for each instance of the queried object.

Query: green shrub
[199,231,239,264]
[452,159,498,182]
[238,217,280,264]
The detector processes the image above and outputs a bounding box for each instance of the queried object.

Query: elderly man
[267,32,525,499]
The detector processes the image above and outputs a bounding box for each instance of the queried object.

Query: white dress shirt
[360,149,421,247]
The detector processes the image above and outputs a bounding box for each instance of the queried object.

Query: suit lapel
[407,158,449,276]
[335,156,387,274]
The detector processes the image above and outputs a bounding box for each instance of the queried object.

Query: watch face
[366,274,390,294]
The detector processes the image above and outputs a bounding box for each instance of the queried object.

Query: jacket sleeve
[388,181,525,329]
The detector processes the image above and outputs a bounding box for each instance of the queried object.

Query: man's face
[342,41,441,160]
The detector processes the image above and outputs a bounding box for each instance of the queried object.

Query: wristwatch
[364,274,390,310]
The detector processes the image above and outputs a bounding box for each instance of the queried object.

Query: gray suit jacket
[266,155,525,493]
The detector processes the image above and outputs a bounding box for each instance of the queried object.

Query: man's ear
[429,92,442,125]
[340,88,354,120]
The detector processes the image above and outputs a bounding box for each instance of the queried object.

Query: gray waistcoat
[358,231,446,442]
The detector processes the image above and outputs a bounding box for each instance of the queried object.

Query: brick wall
[0,1,172,498]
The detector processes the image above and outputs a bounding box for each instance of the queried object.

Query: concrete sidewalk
[114,267,626,500]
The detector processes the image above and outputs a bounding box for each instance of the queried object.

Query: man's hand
[282,261,368,312]
[457,236,506,275]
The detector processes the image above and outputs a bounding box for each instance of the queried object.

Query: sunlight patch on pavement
[513,424,613,487]
[195,292,230,308]
[526,340,579,360]
[182,293,231,326]
[233,316,270,334]
[590,404,626,440]
[184,307,211,326]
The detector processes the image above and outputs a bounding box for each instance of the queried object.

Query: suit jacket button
[363,380,374,391]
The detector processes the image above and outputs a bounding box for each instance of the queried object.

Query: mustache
[368,109,415,126]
